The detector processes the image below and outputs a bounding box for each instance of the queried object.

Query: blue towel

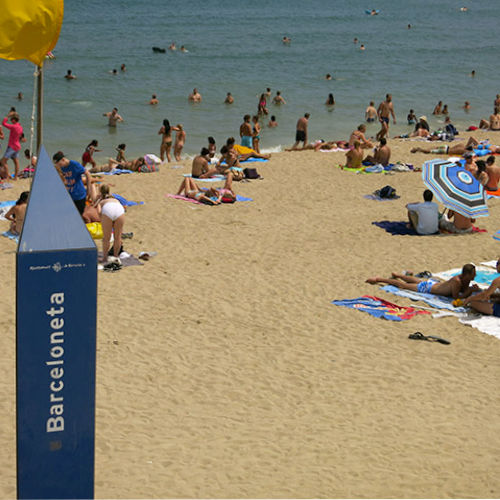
[493,230,500,241]
[236,195,252,202]
[101,168,134,175]
[2,230,19,242]
[372,220,418,235]
[0,200,16,208]
[112,193,144,206]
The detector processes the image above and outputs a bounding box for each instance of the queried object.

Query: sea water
[0,0,499,161]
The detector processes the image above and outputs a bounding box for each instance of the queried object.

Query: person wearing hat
[52,151,92,215]
[410,115,430,137]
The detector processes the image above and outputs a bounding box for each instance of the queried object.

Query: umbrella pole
[36,65,43,156]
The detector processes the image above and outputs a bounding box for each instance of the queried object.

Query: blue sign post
[16,147,97,499]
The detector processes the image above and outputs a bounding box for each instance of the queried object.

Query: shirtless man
[103,107,123,127]
[65,70,76,80]
[149,94,159,105]
[349,124,374,149]
[363,137,391,166]
[191,148,217,178]
[479,107,500,130]
[343,141,363,169]
[225,92,234,104]
[411,137,479,155]
[188,88,202,102]
[273,91,286,105]
[292,113,310,149]
[366,263,478,299]
[485,156,500,191]
[376,94,396,141]
[365,101,377,123]
[463,259,500,315]
[239,115,253,148]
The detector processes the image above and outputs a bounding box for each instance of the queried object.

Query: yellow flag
[0,0,64,67]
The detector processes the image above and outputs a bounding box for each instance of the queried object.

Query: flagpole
[36,65,43,155]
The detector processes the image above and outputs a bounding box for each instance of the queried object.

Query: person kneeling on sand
[192,148,217,178]
[463,259,500,315]
[439,208,474,234]
[366,263,478,299]
[406,189,439,235]
[94,184,125,263]
[343,141,363,169]
[363,137,391,166]
[5,191,28,234]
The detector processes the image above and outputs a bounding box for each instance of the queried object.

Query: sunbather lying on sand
[177,173,236,204]
[366,263,478,299]
[411,137,479,155]
[285,139,349,151]
[91,157,146,173]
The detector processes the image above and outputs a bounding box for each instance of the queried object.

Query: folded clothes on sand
[332,295,430,321]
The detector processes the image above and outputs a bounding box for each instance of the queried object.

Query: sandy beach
[1,132,500,498]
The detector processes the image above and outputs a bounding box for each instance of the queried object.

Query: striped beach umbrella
[422,159,489,218]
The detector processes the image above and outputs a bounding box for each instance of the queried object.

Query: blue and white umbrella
[422,159,489,218]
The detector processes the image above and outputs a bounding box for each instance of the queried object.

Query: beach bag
[378,185,397,199]
[244,167,260,179]
[139,154,160,173]
[86,222,103,239]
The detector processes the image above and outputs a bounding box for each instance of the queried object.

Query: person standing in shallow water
[158,119,172,162]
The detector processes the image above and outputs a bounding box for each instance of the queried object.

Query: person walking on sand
[103,107,123,127]
[81,140,101,169]
[173,124,186,161]
[158,119,173,162]
[94,184,125,263]
[366,264,478,299]
[292,113,310,149]
[0,112,23,180]
[376,94,396,141]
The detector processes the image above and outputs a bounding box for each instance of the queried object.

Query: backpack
[378,185,397,198]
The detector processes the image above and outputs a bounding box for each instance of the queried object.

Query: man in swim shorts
[366,263,478,299]
[239,115,253,148]
[291,113,310,150]
[463,259,500,315]
[376,94,396,141]
[365,101,377,123]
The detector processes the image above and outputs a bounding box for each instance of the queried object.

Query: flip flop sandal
[415,270,432,278]
[409,332,450,345]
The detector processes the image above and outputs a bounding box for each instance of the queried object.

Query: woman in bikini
[257,94,268,116]
[173,124,186,161]
[81,140,101,169]
[252,115,261,153]
[94,184,126,262]
[176,173,236,204]
[158,119,173,162]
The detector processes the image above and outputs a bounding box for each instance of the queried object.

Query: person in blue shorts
[463,259,500,316]
[52,151,92,215]
[366,264,478,298]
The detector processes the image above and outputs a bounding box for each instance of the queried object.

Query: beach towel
[332,295,430,321]
[0,200,16,221]
[459,315,500,341]
[486,187,500,198]
[2,230,19,242]
[1,182,13,190]
[381,285,466,312]
[482,260,499,269]
[100,168,134,175]
[165,193,252,204]
[183,174,226,182]
[112,193,144,206]
[372,220,420,235]
[97,251,143,270]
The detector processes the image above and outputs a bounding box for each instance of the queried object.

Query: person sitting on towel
[191,148,217,178]
[363,137,391,166]
[485,156,500,191]
[406,189,439,235]
[366,264,478,299]
[439,208,474,234]
[463,259,500,315]
[343,141,363,169]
